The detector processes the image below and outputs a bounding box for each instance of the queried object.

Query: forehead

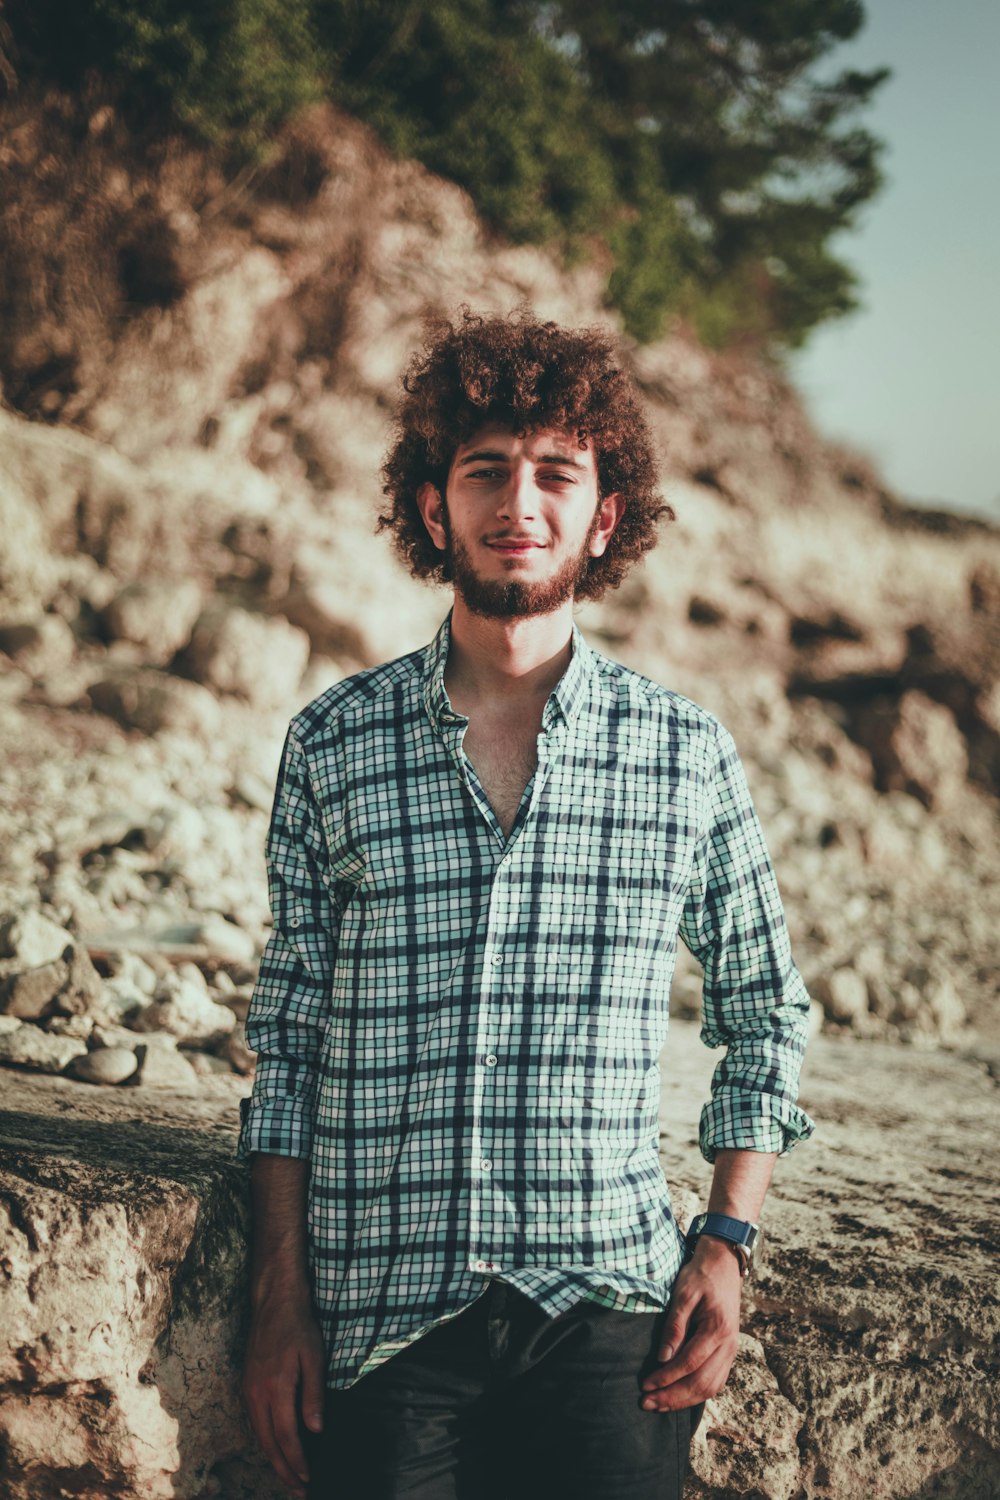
[450,424,596,472]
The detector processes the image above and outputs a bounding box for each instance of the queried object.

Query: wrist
[690,1233,744,1272]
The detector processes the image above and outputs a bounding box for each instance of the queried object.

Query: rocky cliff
[1,95,998,1498]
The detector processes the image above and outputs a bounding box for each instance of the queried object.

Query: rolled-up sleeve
[680,723,816,1163]
[236,726,344,1162]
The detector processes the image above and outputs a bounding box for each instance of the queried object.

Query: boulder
[87,669,222,738]
[133,1040,202,1089]
[101,579,204,665]
[0,613,76,678]
[184,606,310,711]
[0,1025,87,1073]
[0,944,103,1021]
[0,1025,997,1499]
[131,972,236,1049]
[0,908,76,968]
[853,690,969,810]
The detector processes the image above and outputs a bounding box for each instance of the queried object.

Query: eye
[469,467,505,480]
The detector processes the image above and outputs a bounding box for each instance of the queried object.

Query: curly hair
[377,309,673,601]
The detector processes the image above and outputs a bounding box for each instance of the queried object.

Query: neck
[445,595,575,709]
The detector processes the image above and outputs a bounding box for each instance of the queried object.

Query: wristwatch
[685,1212,764,1281]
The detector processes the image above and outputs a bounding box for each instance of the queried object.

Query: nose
[497,462,537,522]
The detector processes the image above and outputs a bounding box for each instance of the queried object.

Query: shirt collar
[422,608,596,732]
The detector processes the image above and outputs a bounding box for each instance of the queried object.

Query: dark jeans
[304,1278,703,1499]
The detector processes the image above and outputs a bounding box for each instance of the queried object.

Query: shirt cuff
[698,1087,816,1164]
[236,1092,315,1162]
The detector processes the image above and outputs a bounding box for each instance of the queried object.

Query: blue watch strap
[687,1212,757,1250]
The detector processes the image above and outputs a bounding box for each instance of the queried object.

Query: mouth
[486,539,544,555]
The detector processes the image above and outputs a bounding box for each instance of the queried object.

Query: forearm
[705,1146,776,1222]
[249,1153,312,1308]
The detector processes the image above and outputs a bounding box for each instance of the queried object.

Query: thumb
[300,1349,326,1433]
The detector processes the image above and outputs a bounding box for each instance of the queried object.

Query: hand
[242,1292,327,1498]
[640,1236,743,1411]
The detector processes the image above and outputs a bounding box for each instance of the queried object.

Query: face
[416,426,623,619]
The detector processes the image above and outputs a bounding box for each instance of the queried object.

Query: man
[238,311,814,1500]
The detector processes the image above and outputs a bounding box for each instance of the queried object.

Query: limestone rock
[0,613,76,677]
[0,958,71,1020]
[0,1024,997,1499]
[185,605,310,710]
[102,578,203,664]
[0,908,75,968]
[131,972,236,1049]
[854,690,970,810]
[218,1020,256,1076]
[88,668,222,738]
[814,967,870,1028]
[133,1039,201,1089]
[71,1046,138,1085]
[0,943,103,1021]
[184,1048,234,1078]
[0,1025,87,1073]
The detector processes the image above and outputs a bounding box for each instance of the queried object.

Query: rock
[688,1334,802,1500]
[0,1069,254,1500]
[183,1048,234,1078]
[45,1014,94,1041]
[70,1047,138,1085]
[101,579,203,665]
[813,967,870,1027]
[0,909,75,968]
[89,1025,143,1051]
[0,958,70,1020]
[0,1016,23,1036]
[87,669,221,738]
[105,950,160,996]
[131,972,236,1048]
[141,801,207,864]
[854,691,969,810]
[0,1026,87,1073]
[100,977,153,1024]
[193,915,257,966]
[1,1022,998,1499]
[52,944,106,1016]
[218,1020,256,1076]
[185,605,310,710]
[0,613,76,678]
[132,1040,201,1089]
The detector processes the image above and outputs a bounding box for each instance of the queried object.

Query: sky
[788,0,1000,521]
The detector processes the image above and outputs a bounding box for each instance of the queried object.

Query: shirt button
[485,1054,498,1068]
[289,917,301,928]
[490,951,503,967]
[480,1157,493,1172]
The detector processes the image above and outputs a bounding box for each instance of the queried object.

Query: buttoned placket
[446,698,570,1285]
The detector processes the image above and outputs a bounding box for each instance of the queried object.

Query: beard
[442,505,601,620]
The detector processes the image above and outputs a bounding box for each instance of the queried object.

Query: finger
[272,1386,312,1490]
[260,1401,308,1497]
[301,1345,326,1434]
[642,1326,720,1391]
[641,1349,734,1412]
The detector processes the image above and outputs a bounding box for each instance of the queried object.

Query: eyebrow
[456,449,588,469]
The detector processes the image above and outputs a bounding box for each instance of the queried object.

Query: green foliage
[4,0,322,156]
[3,0,889,349]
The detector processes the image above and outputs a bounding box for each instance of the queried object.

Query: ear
[588,491,625,558]
[416,482,447,552]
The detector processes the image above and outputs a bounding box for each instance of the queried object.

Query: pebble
[72,1047,138,1085]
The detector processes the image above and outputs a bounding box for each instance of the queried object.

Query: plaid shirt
[238,611,814,1389]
